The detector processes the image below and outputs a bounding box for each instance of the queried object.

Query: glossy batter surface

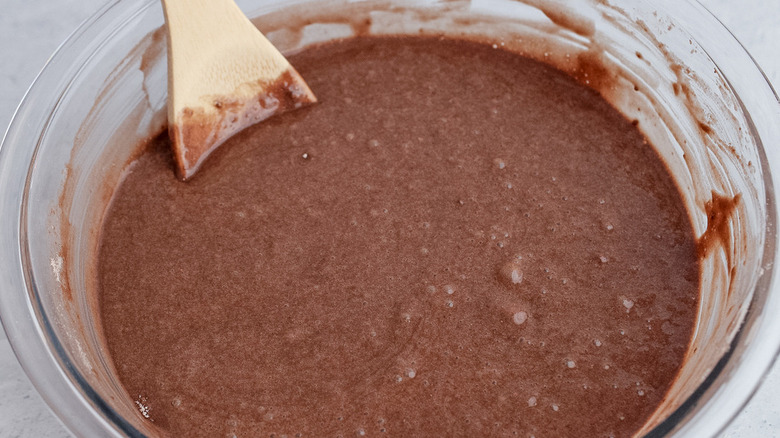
[98,37,699,437]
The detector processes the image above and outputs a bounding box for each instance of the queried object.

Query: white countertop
[1,0,779,436]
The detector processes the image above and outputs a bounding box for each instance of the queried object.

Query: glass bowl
[1,0,779,436]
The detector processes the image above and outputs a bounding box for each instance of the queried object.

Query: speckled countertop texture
[1,0,779,436]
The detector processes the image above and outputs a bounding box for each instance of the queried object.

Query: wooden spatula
[161,0,317,180]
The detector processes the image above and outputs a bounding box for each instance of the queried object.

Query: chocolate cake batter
[98,37,700,437]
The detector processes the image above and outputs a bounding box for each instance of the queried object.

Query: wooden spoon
[161,0,317,180]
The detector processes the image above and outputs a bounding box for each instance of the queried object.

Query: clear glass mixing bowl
[1,0,779,436]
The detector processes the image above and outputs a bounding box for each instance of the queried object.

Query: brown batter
[98,37,700,437]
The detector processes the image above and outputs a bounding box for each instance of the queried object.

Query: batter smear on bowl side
[97,37,700,437]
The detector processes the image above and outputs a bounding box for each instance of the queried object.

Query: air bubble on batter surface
[499,260,523,285]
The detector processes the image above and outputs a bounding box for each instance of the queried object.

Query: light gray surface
[0,0,778,436]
